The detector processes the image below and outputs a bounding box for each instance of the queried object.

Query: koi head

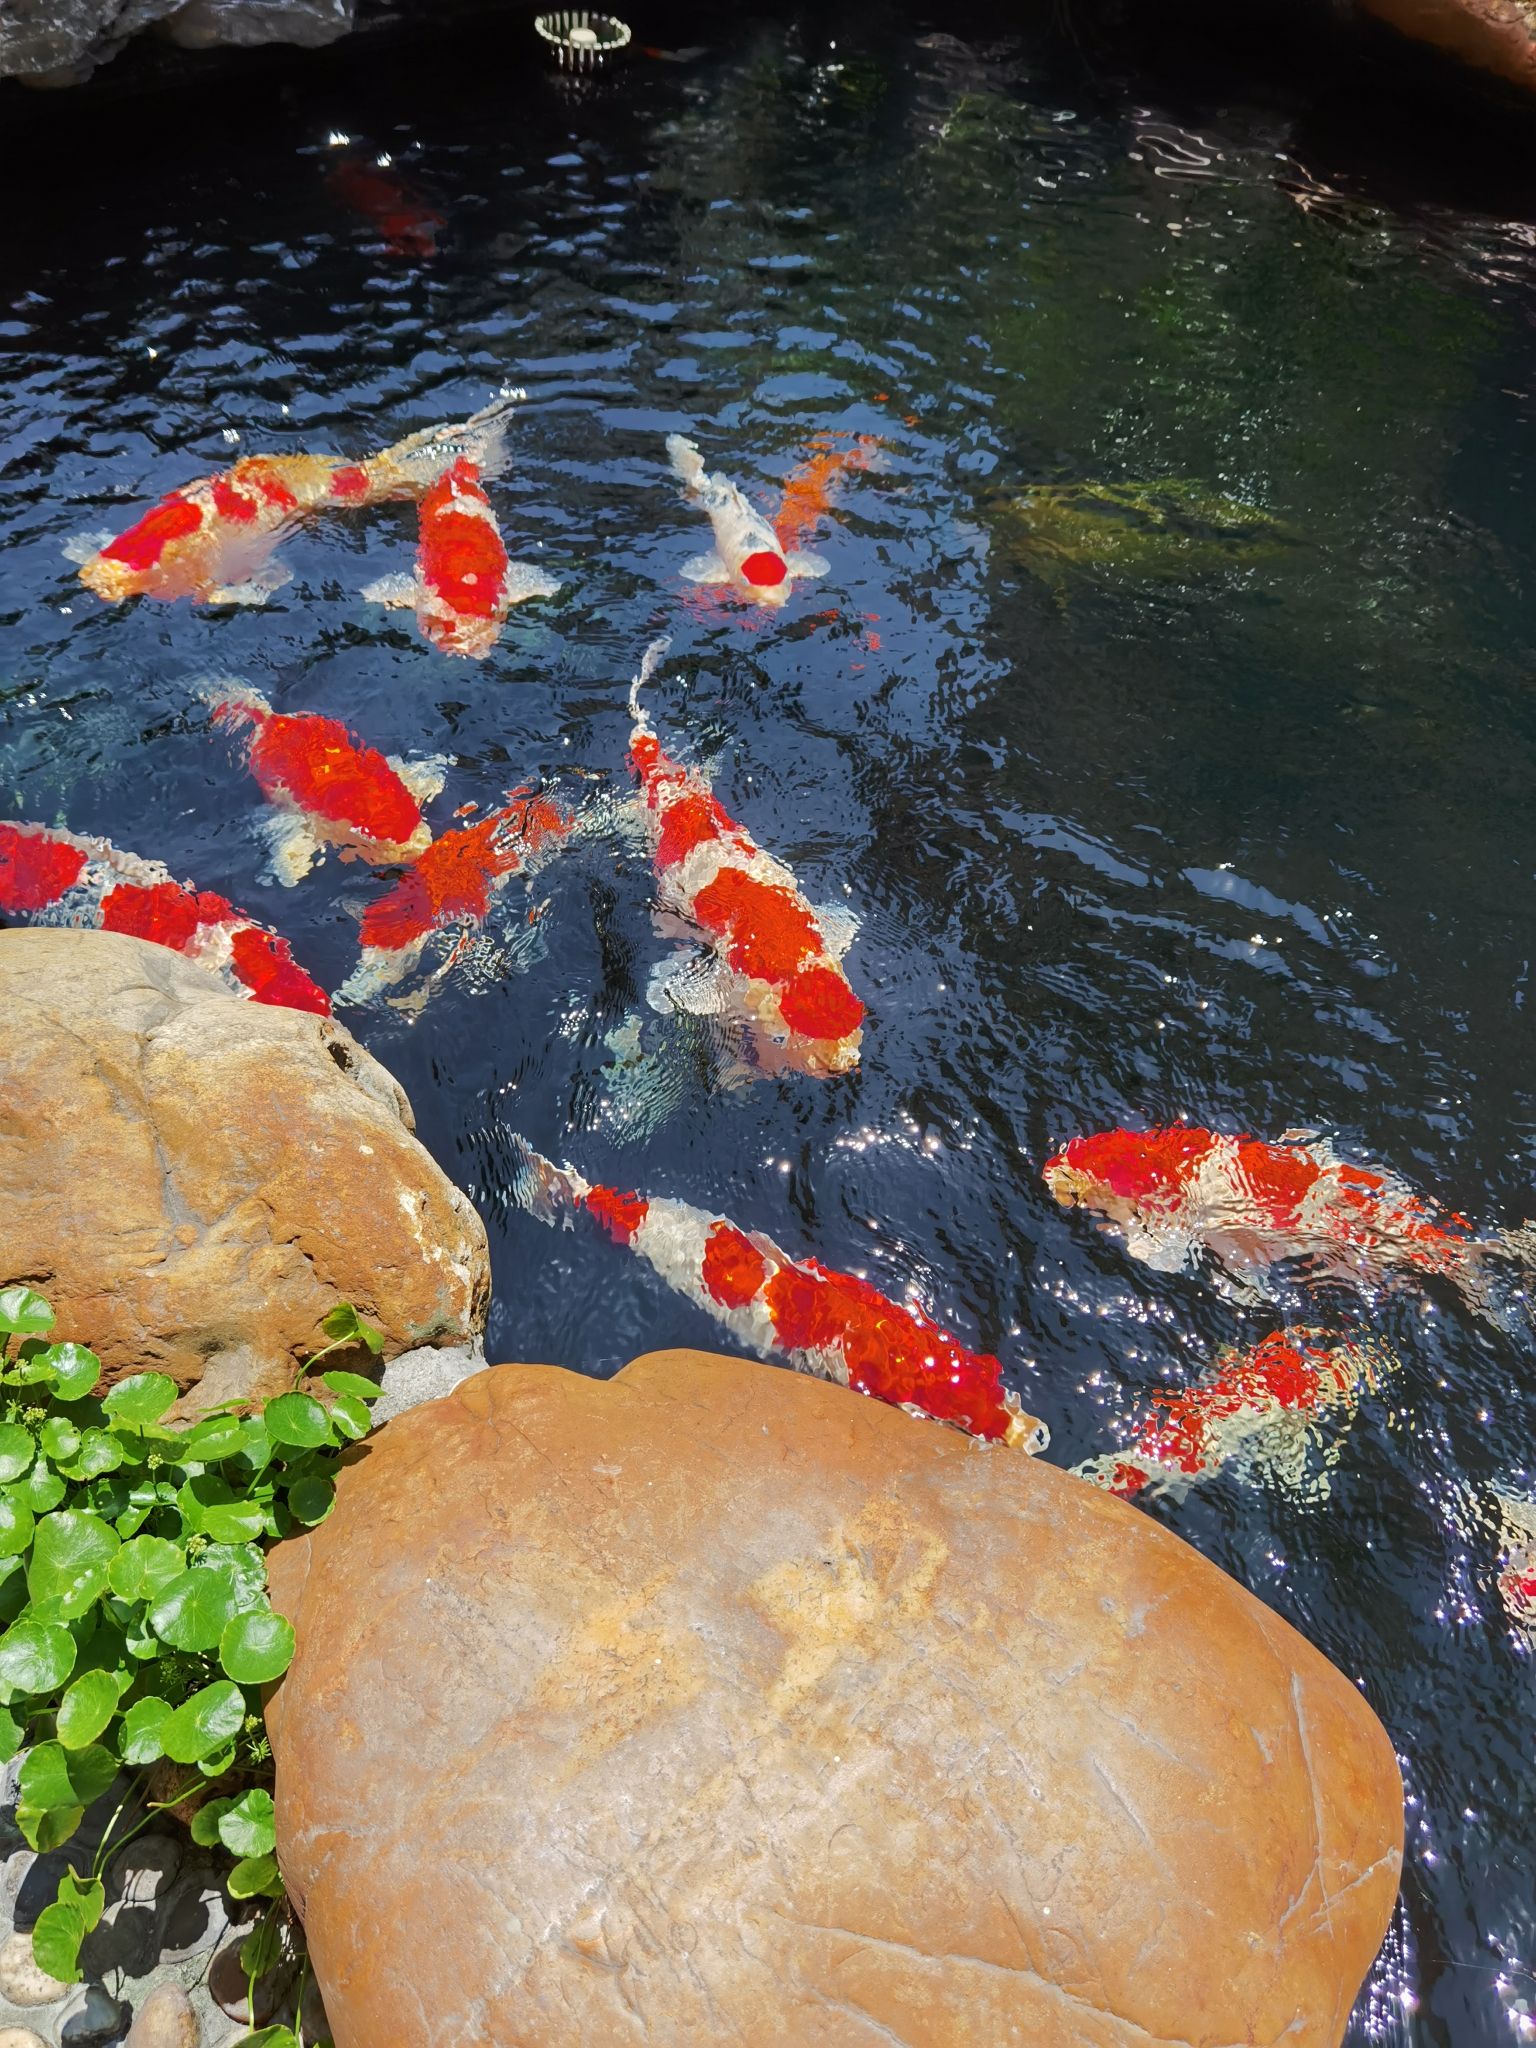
[77,492,207,600]
[1044,1126,1219,1226]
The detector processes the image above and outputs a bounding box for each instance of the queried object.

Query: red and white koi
[363,455,559,658]
[336,791,576,1005]
[0,820,329,1014]
[66,393,523,608]
[667,433,829,606]
[1044,1124,1531,1318]
[326,151,444,259]
[773,433,882,555]
[511,1135,1048,1449]
[1493,1490,1536,1648]
[204,679,443,882]
[1074,1328,1392,1503]
[627,640,863,1077]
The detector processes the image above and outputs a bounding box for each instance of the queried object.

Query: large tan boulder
[0,927,488,1404]
[266,1349,1402,2048]
[1359,0,1536,94]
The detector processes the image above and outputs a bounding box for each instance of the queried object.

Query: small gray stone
[153,1877,230,1966]
[57,1984,125,2044]
[0,1929,68,2007]
[123,1982,199,2048]
[374,1340,485,1424]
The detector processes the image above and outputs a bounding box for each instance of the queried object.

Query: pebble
[208,1939,291,2028]
[58,1985,126,2044]
[154,1878,232,1967]
[107,1836,183,1913]
[0,1929,68,2007]
[0,2030,46,2048]
[124,1981,200,2048]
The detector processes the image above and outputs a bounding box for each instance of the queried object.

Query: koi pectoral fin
[257,808,325,887]
[209,563,294,606]
[361,571,423,611]
[502,561,563,606]
[812,900,860,961]
[61,530,114,567]
[646,948,732,1018]
[786,549,830,579]
[680,550,732,586]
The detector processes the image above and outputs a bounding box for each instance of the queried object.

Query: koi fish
[362,455,560,658]
[327,153,444,259]
[667,434,829,606]
[0,820,329,1014]
[1493,1490,1536,1647]
[204,679,443,882]
[510,1135,1048,1450]
[1074,1328,1392,1504]
[66,393,523,608]
[627,640,863,1077]
[773,434,882,556]
[1043,1124,1533,1319]
[335,790,576,1006]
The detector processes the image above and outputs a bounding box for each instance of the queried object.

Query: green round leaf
[189,1795,234,1847]
[62,1431,122,1481]
[202,1543,268,1610]
[108,1537,186,1606]
[261,1394,332,1451]
[17,1464,65,1514]
[326,1393,372,1443]
[41,1344,101,1402]
[148,1563,241,1653]
[0,1425,35,1484]
[0,1494,34,1560]
[55,1669,118,1750]
[286,1474,334,1527]
[225,1851,282,1900]
[40,1419,80,1464]
[102,1373,178,1426]
[0,1287,53,1337]
[0,1707,22,1763]
[217,1787,276,1860]
[174,1416,249,1462]
[219,1608,294,1685]
[227,2029,298,2048]
[319,1302,384,1355]
[0,1619,76,1696]
[199,1501,267,1545]
[160,1680,244,1765]
[29,1899,86,1985]
[119,1695,172,1767]
[319,1370,386,1402]
[19,1740,117,1810]
[27,1511,119,1618]
[196,1739,238,1778]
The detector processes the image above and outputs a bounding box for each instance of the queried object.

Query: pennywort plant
[0,1284,382,2006]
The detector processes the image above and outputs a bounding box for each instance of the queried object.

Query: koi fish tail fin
[368,389,526,497]
[666,433,706,493]
[1466,1226,1536,1331]
[506,1133,591,1227]
[627,635,671,725]
[197,674,272,734]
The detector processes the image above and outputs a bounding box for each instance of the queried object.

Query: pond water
[2,9,1535,2035]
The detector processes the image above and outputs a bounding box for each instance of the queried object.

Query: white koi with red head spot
[0,820,329,1015]
[66,393,524,608]
[667,434,828,607]
[1493,1490,1536,1649]
[335,790,578,1008]
[362,455,559,658]
[203,679,442,882]
[1043,1123,1531,1320]
[1074,1327,1393,1504]
[627,640,863,1078]
[510,1135,1048,1450]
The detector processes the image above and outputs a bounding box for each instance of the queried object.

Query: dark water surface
[2,12,1535,2035]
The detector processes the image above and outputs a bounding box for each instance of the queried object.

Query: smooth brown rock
[0,928,488,1404]
[123,1983,200,2048]
[1359,0,1536,93]
[267,1350,1403,2048]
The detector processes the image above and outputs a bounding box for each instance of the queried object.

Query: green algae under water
[1,10,1535,2037]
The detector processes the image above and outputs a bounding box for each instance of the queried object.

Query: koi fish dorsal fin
[681,551,732,586]
[61,530,114,567]
[667,434,706,490]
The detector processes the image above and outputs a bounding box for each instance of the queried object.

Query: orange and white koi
[326,152,444,259]
[627,640,863,1077]
[667,434,828,606]
[204,680,443,882]
[66,394,523,608]
[773,433,881,555]
[0,820,329,1014]
[510,1135,1048,1450]
[336,790,576,1005]
[1493,1490,1536,1648]
[362,455,560,657]
[1074,1328,1392,1503]
[1044,1124,1532,1318]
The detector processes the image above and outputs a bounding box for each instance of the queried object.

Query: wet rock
[1358,0,1536,92]
[0,0,353,85]
[154,1876,232,1967]
[105,1835,183,1913]
[0,928,489,1406]
[267,1349,1404,2048]
[57,1985,127,2044]
[124,1981,200,2048]
[0,2029,47,2048]
[208,1938,291,2027]
[0,1930,67,2007]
